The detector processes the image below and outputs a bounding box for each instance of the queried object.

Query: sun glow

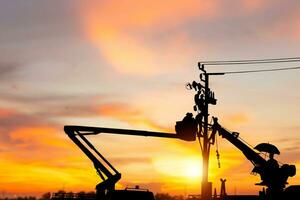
[185,160,202,178]
[153,156,202,180]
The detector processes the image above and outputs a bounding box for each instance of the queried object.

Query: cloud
[226,112,250,124]
[0,108,56,141]
[0,106,72,160]
[0,106,99,195]
[268,9,300,40]
[98,103,171,131]
[0,62,22,82]
[77,0,218,75]
[10,126,67,148]
[80,26,197,75]
[0,107,15,118]
[77,0,300,77]
[214,112,251,130]
[238,1,300,41]
[0,96,86,165]
[242,0,267,11]
[79,0,217,30]
[0,92,107,119]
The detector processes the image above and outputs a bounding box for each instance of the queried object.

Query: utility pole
[188,63,224,200]
[202,70,211,200]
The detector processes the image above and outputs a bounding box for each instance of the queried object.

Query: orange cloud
[0,107,15,118]
[226,112,250,124]
[0,106,100,195]
[10,126,70,149]
[0,113,106,196]
[79,0,217,30]
[77,1,218,75]
[98,103,171,131]
[87,26,158,74]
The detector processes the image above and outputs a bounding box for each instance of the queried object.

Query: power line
[219,66,300,74]
[200,57,300,65]
[203,59,300,65]
[202,56,300,63]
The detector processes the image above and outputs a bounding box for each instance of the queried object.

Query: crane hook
[216,135,221,168]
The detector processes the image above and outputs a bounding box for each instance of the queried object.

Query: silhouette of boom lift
[64,125,196,200]
[209,117,298,199]
[65,113,300,200]
[174,114,300,199]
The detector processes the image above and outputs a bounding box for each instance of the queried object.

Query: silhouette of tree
[40,192,51,200]
[16,196,36,200]
[76,191,86,200]
[155,193,184,200]
[155,193,172,200]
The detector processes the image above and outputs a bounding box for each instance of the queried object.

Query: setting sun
[185,160,202,178]
[153,156,202,180]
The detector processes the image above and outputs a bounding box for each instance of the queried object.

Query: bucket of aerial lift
[175,113,197,141]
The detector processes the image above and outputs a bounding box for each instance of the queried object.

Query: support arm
[211,118,266,167]
[65,125,195,141]
[64,124,195,197]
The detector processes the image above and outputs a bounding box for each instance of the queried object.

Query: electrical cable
[219,66,300,74]
[222,127,255,149]
[201,57,300,65]
[216,135,221,168]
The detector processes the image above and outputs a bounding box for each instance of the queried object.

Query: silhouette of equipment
[212,117,298,199]
[175,112,198,141]
[64,125,196,200]
[64,111,299,200]
[254,143,280,155]
[175,115,299,199]
[220,178,227,198]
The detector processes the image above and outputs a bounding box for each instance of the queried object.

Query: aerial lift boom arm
[64,126,122,194]
[211,118,266,167]
[64,124,195,197]
[65,125,180,138]
[210,117,296,196]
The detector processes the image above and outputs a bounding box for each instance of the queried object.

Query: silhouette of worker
[220,178,227,198]
[263,153,282,200]
[261,153,279,185]
[266,153,279,171]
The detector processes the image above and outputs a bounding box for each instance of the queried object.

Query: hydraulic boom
[211,118,266,168]
[211,117,296,199]
[64,123,196,199]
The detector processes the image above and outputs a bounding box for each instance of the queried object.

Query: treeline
[0,197,36,200]
[155,193,185,200]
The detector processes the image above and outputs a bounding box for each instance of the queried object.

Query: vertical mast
[192,63,224,200]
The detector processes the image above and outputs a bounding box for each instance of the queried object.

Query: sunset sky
[1,0,300,197]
